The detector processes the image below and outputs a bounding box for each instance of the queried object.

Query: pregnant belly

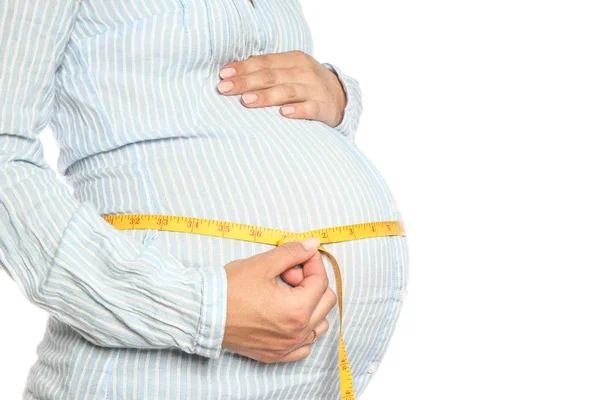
[67,118,407,397]
[70,113,403,233]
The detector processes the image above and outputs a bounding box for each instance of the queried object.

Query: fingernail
[300,237,320,251]
[242,93,257,104]
[220,67,236,78]
[281,106,295,115]
[217,81,234,93]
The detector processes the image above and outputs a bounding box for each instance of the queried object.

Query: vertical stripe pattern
[0,0,407,399]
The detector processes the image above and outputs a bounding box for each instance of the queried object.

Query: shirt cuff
[321,62,364,143]
[193,263,228,359]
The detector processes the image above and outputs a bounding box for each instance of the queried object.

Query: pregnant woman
[0,0,408,399]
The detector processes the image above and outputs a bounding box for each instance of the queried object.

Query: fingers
[278,100,338,126]
[219,50,312,78]
[291,288,335,349]
[307,288,337,329]
[265,343,311,363]
[289,246,329,312]
[245,317,330,364]
[241,83,310,109]
[306,317,329,347]
[280,265,304,287]
[293,288,335,349]
[277,318,329,362]
[237,316,330,365]
[218,67,305,96]
[281,319,329,361]
[279,285,336,353]
[259,239,321,277]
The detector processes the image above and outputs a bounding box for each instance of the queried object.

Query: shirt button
[366,361,379,374]
[399,287,408,301]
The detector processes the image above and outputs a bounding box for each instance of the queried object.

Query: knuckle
[281,241,303,257]
[279,242,298,259]
[315,101,323,115]
[316,272,327,292]
[262,55,273,69]
[271,349,286,360]
[287,330,306,346]
[275,345,290,356]
[283,84,298,100]
[304,100,316,115]
[310,101,321,116]
[255,90,267,106]
[302,51,316,63]
[289,307,310,330]
[262,69,277,86]
[262,355,277,364]
[322,272,330,288]
[236,76,246,90]
[329,288,337,306]
[295,50,311,64]
[300,68,317,82]
[277,333,302,350]
[270,343,291,358]
[229,61,242,75]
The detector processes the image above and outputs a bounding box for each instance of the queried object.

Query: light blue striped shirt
[0,1,408,399]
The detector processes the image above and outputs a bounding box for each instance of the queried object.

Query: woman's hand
[217,50,348,128]
[222,238,337,363]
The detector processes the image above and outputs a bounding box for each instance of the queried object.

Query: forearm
[0,0,227,359]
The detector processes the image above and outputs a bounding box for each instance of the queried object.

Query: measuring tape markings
[102,213,406,400]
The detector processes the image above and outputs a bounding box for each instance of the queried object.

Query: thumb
[263,237,321,278]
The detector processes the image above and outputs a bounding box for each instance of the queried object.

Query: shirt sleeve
[0,0,227,359]
[321,62,364,143]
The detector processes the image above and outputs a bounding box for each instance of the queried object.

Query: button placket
[250,0,267,53]
[232,0,266,55]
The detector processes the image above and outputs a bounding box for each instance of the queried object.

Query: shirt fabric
[0,0,409,399]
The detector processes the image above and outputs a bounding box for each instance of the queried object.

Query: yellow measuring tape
[102,213,405,400]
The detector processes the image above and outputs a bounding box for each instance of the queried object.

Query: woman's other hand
[222,237,337,364]
[217,50,347,128]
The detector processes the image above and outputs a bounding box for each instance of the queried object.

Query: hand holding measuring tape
[222,237,337,363]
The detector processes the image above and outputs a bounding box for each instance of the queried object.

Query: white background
[2,0,600,399]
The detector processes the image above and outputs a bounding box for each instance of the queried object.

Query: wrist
[320,62,363,141]
[325,67,348,128]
